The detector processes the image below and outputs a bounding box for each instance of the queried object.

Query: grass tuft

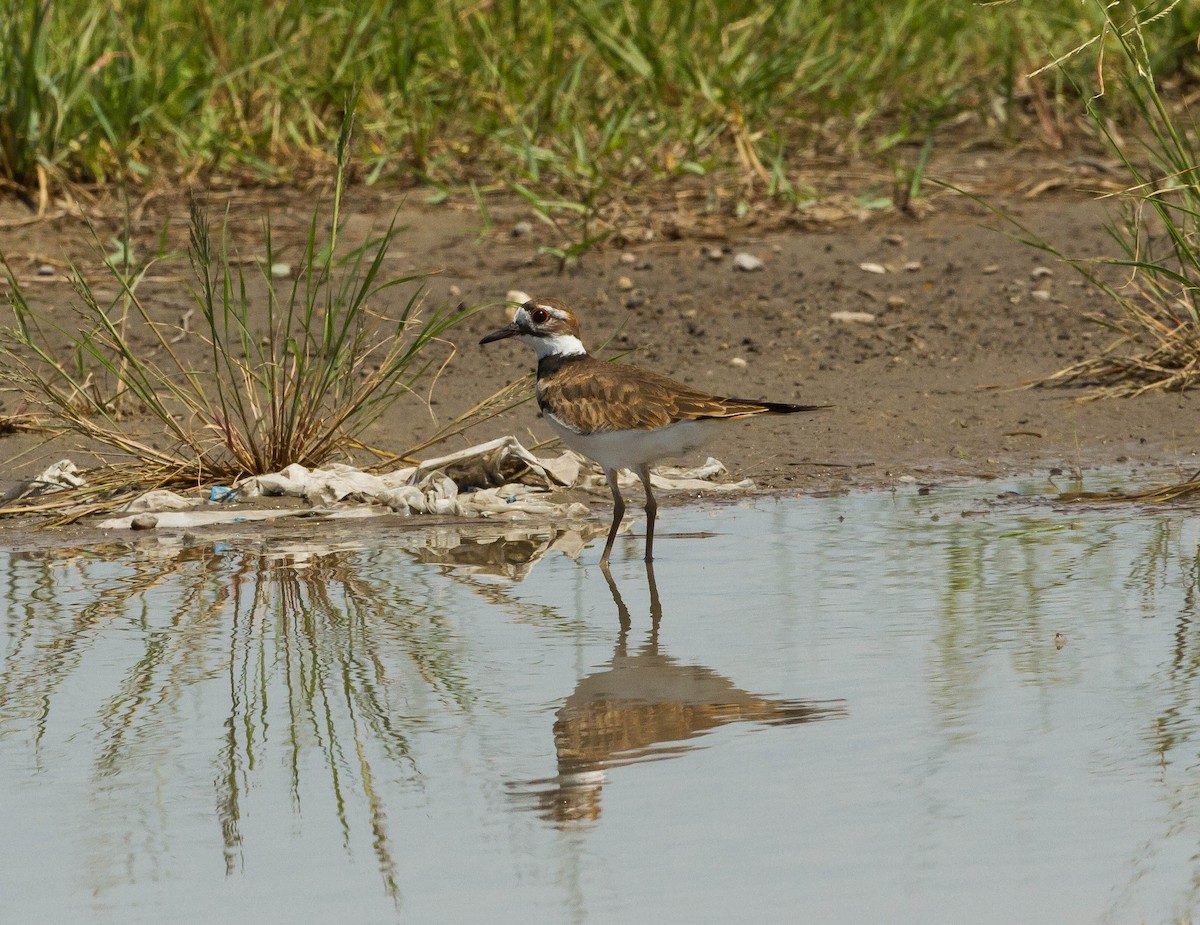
[0,117,476,496]
[1008,1,1200,399]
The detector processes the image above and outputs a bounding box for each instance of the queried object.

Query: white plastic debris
[97,438,755,531]
[119,489,197,513]
[4,459,86,500]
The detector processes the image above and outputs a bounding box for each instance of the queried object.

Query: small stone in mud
[1031,266,1053,279]
[730,357,748,368]
[883,234,905,246]
[1031,290,1052,301]
[617,276,634,290]
[886,296,907,307]
[859,262,886,274]
[620,252,637,264]
[511,221,533,237]
[982,264,1000,274]
[829,310,875,323]
[448,285,462,298]
[904,261,922,272]
[130,514,158,530]
[37,264,55,276]
[624,292,645,308]
[705,247,724,261]
[733,253,764,271]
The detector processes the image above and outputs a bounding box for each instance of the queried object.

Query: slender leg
[600,467,625,566]
[637,464,658,562]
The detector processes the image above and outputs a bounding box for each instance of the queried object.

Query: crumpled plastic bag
[3,459,86,501]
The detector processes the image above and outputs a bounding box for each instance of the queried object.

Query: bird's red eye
[530,308,550,324]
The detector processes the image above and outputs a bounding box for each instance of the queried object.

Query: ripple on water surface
[1,480,1199,924]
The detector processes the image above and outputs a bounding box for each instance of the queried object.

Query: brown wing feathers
[538,357,828,433]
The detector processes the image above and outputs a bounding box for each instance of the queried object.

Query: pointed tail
[721,398,832,415]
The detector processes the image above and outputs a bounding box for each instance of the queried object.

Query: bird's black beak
[479,322,522,346]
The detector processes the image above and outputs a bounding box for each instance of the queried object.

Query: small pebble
[511,221,533,237]
[829,310,876,323]
[448,284,462,298]
[1031,266,1053,279]
[620,252,637,264]
[37,264,55,276]
[1031,290,1051,301]
[270,263,291,278]
[617,276,633,290]
[733,253,764,271]
[130,514,158,530]
[730,357,748,368]
[624,292,645,308]
[898,475,917,483]
[904,260,922,272]
[705,247,724,261]
[859,262,887,274]
[507,289,531,305]
[886,295,907,308]
[982,264,1000,274]
[883,234,905,246]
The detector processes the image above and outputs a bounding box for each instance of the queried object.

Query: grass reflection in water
[0,534,478,903]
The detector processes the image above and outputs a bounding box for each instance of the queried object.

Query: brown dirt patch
[1,150,1196,510]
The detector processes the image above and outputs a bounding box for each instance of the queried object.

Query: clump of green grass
[996,1,1200,399]
[3,0,1199,213]
[0,119,473,491]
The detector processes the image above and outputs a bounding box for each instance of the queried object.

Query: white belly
[544,414,719,471]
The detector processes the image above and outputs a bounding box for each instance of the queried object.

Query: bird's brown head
[479,298,586,359]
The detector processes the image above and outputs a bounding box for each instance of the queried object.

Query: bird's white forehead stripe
[542,304,569,319]
[517,303,570,324]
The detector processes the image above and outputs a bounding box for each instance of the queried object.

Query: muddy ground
[0,148,1196,518]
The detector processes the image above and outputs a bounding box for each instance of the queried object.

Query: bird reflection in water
[510,563,847,827]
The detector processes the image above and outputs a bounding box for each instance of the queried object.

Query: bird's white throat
[522,332,587,359]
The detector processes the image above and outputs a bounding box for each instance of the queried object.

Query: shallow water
[2,481,1200,924]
